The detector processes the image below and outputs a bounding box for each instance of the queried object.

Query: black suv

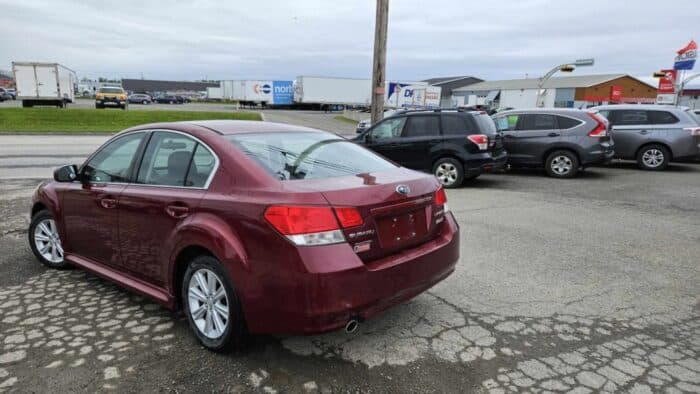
[353,109,507,188]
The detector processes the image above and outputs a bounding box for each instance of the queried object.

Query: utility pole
[370,0,388,125]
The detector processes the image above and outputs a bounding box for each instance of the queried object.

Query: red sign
[658,69,677,94]
[610,86,623,101]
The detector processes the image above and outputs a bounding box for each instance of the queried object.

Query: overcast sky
[1,0,698,84]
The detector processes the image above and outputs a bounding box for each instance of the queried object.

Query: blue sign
[272,81,293,105]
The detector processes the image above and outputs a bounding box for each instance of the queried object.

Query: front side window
[649,111,679,124]
[402,116,440,137]
[370,117,406,140]
[82,133,145,183]
[228,132,397,181]
[136,131,216,187]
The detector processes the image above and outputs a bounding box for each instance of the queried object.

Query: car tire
[636,144,669,171]
[28,210,68,269]
[169,100,174,104]
[143,100,148,105]
[545,150,579,178]
[182,255,245,352]
[433,157,464,188]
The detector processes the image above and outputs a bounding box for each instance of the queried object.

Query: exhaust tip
[345,319,359,334]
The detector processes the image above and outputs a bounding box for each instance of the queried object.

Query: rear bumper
[460,149,508,176]
[582,141,615,166]
[242,213,460,334]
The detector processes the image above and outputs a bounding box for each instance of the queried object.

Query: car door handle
[639,130,648,134]
[548,132,560,137]
[100,198,117,209]
[504,134,515,138]
[165,204,189,219]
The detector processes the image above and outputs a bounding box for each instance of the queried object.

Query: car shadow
[598,161,699,172]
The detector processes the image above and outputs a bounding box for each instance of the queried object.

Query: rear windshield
[99,87,123,93]
[227,132,397,181]
[473,113,497,134]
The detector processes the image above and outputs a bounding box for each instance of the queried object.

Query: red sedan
[29,120,460,350]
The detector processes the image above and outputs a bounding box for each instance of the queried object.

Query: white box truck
[12,62,77,108]
[294,76,372,106]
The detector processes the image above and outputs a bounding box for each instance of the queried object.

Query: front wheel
[432,157,464,188]
[636,144,669,171]
[29,210,68,269]
[545,150,579,178]
[182,255,245,351]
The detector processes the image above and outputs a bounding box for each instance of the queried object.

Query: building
[422,76,482,107]
[121,79,219,95]
[452,74,657,109]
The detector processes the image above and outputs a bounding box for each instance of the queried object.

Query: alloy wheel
[33,219,63,264]
[435,163,458,186]
[550,155,573,175]
[188,269,229,339]
[642,149,664,168]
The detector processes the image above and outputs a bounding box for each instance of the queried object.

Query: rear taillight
[587,112,608,137]
[683,127,700,136]
[264,205,363,246]
[334,207,364,228]
[468,134,488,150]
[434,186,449,213]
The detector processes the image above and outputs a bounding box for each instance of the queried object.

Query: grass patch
[334,115,360,125]
[0,108,261,133]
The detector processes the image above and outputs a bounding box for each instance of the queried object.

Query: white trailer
[294,76,372,106]
[12,62,77,108]
[385,83,441,108]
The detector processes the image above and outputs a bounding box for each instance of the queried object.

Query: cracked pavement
[0,154,699,391]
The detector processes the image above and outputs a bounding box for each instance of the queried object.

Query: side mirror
[53,165,78,182]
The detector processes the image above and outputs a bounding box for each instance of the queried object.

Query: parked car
[95,87,128,109]
[29,120,459,350]
[155,95,184,104]
[592,105,700,170]
[6,88,16,100]
[0,87,13,101]
[353,109,507,188]
[128,93,152,104]
[176,95,191,103]
[492,109,614,178]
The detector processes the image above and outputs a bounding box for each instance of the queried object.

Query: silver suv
[592,105,700,170]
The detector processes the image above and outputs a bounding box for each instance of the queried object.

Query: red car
[29,121,460,350]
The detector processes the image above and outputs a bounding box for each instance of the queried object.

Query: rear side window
[613,110,649,125]
[441,115,469,135]
[648,111,679,124]
[518,114,556,130]
[402,116,440,137]
[228,132,396,181]
[556,116,582,129]
[136,131,216,187]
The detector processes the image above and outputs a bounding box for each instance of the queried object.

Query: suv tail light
[683,127,700,136]
[587,112,608,137]
[264,206,363,246]
[467,134,488,150]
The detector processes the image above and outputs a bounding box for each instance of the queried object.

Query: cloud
[0,0,698,81]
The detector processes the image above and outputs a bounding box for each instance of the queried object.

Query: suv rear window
[614,110,649,125]
[519,114,556,130]
[228,132,396,181]
[442,115,469,135]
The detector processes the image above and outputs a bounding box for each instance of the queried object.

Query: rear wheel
[545,150,579,178]
[29,210,68,269]
[182,255,245,351]
[143,100,148,105]
[636,144,669,170]
[433,157,464,188]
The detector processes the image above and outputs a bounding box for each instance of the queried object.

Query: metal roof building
[452,74,657,109]
[121,79,219,93]
[422,75,482,107]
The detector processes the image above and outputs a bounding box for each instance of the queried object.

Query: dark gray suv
[592,105,700,170]
[493,109,614,178]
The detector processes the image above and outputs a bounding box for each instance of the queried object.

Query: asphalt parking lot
[0,115,698,392]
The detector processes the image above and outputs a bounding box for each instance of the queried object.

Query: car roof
[591,104,689,111]
[496,108,588,115]
[124,120,324,136]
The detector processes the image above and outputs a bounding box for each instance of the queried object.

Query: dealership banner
[674,40,697,70]
[657,69,677,94]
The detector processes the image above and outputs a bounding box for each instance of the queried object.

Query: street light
[536,58,595,107]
